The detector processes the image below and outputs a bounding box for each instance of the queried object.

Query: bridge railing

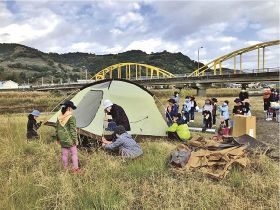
[187,67,280,77]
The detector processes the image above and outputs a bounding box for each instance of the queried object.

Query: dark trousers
[203,112,212,128]
[167,131,180,141]
[190,108,195,120]
[183,112,190,123]
[225,119,229,127]
[212,115,216,125]
[264,100,270,111]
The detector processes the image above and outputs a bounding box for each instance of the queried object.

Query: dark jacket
[27,114,41,139]
[166,104,178,122]
[107,104,131,131]
[233,105,243,115]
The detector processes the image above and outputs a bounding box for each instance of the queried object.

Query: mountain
[0,43,203,84]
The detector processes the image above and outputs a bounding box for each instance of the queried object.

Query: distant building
[0,80,19,89]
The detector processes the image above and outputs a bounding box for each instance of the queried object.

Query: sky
[0,0,279,69]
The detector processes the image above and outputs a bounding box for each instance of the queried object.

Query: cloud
[0,0,278,70]
[125,38,179,53]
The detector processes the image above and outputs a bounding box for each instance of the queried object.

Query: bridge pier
[196,83,212,97]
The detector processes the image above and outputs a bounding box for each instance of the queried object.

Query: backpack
[170,148,191,168]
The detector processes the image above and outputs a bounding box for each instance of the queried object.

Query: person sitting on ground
[103,99,131,131]
[202,99,213,129]
[218,100,229,127]
[239,88,249,101]
[102,125,143,158]
[166,98,179,127]
[182,96,192,123]
[166,113,191,141]
[27,110,42,140]
[56,100,80,173]
[211,98,218,127]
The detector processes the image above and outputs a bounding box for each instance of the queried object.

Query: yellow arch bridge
[92,63,175,81]
[91,40,279,81]
[188,40,280,77]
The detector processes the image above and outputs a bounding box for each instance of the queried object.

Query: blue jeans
[106,121,117,131]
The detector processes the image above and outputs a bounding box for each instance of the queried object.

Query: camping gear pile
[170,134,273,180]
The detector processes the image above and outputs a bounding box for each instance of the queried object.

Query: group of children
[165,89,254,138]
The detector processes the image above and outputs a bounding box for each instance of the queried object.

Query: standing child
[172,91,180,109]
[182,96,192,123]
[56,100,79,173]
[27,110,42,140]
[166,98,178,127]
[202,99,213,129]
[190,96,197,122]
[211,98,218,127]
[218,100,229,127]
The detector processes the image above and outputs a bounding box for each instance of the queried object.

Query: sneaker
[212,125,216,127]
[190,120,194,122]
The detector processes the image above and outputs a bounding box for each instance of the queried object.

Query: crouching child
[166,113,191,141]
[102,125,143,158]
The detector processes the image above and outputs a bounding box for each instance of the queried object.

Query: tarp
[47,79,168,137]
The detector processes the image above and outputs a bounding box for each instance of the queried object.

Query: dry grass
[0,91,65,114]
[0,114,279,210]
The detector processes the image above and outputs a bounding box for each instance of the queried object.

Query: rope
[130,116,148,124]
[42,89,80,124]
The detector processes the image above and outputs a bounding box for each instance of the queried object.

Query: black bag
[170,150,191,168]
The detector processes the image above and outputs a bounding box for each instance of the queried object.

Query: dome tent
[47,79,167,138]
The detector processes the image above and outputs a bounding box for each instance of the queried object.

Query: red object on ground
[222,127,230,136]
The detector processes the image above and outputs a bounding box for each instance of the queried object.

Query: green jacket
[56,116,78,148]
[166,122,191,141]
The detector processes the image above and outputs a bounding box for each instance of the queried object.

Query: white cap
[103,99,113,109]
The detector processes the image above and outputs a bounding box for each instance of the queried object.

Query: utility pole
[60,78,62,84]
[197,46,203,70]
[41,77,43,86]
[51,76,54,85]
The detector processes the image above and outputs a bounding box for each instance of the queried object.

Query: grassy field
[0,90,279,209]
[0,114,279,209]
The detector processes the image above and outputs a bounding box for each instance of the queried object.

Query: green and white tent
[47,79,167,137]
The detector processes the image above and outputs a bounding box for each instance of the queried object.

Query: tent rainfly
[47,79,167,137]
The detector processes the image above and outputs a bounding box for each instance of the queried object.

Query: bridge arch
[188,40,280,77]
[92,63,175,81]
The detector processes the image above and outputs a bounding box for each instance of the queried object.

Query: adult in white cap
[103,99,130,131]
[27,110,42,139]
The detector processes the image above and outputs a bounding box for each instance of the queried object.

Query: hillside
[0,43,202,84]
